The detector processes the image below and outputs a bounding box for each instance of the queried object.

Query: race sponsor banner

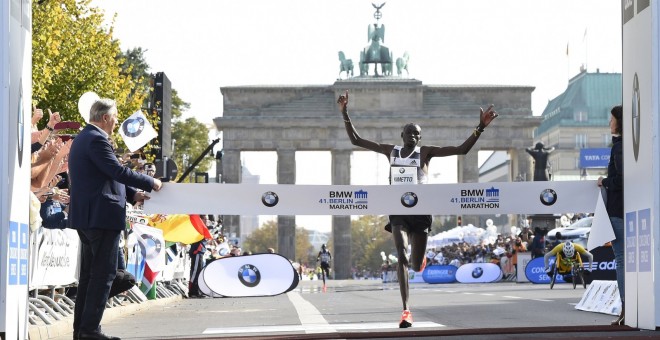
[575,280,620,316]
[524,249,615,285]
[622,0,657,328]
[455,263,502,283]
[516,252,532,283]
[586,247,617,282]
[29,228,80,289]
[422,265,458,284]
[408,269,424,283]
[201,254,298,297]
[524,257,566,284]
[579,148,610,168]
[132,224,165,272]
[146,181,599,215]
[126,232,146,283]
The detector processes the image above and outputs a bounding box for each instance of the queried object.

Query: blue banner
[19,223,28,285]
[422,265,458,283]
[625,211,637,272]
[637,209,651,272]
[9,222,18,285]
[525,257,567,284]
[579,148,610,168]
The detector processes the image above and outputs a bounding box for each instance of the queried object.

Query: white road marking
[480,293,495,296]
[462,292,475,295]
[532,299,553,302]
[503,295,523,299]
[287,291,336,333]
[203,322,444,334]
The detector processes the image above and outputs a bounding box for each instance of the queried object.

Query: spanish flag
[151,214,211,244]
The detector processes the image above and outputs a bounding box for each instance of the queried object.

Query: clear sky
[93,0,622,232]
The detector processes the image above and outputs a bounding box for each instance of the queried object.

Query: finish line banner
[145,180,599,215]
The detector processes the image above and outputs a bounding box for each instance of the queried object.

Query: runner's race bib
[391,166,417,185]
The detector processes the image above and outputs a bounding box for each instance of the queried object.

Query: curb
[28,295,182,340]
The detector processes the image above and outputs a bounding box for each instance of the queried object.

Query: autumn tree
[32,0,146,131]
[242,220,313,263]
[350,215,394,274]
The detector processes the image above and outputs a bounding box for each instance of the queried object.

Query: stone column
[221,149,242,241]
[511,148,531,182]
[277,149,296,260]
[457,150,480,226]
[331,150,352,279]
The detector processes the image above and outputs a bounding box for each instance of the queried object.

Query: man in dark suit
[68,98,162,340]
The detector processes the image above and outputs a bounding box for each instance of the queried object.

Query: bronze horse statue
[359,22,393,76]
[338,51,354,79]
[396,51,409,77]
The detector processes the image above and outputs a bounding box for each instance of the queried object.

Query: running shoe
[399,309,413,328]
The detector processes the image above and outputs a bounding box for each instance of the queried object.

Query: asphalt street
[44,280,658,340]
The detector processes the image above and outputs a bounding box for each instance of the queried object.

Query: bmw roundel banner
[422,265,458,283]
[200,253,299,297]
[455,263,502,283]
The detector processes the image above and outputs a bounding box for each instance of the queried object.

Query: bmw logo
[262,191,279,207]
[121,116,146,138]
[401,192,418,208]
[540,189,558,206]
[398,167,405,174]
[238,264,261,287]
[139,233,162,262]
[472,267,483,278]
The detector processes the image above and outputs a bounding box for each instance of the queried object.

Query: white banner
[587,190,615,251]
[29,228,80,290]
[132,223,165,272]
[575,280,620,316]
[145,181,599,215]
[160,244,188,281]
[118,110,158,152]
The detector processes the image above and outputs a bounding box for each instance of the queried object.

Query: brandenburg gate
[213,78,539,279]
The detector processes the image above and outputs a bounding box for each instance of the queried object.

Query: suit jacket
[68,124,155,231]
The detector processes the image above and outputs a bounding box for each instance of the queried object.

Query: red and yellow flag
[151,214,211,244]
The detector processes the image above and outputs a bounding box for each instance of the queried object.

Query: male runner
[337,90,498,328]
[317,244,332,283]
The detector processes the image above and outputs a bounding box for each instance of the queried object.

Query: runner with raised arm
[337,90,498,328]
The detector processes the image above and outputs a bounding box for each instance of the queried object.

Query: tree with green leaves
[171,117,211,182]
[32,0,146,132]
[350,215,395,274]
[117,47,207,174]
[243,220,313,263]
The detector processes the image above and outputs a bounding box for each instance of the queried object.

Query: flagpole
[566,41,570,83]
[584,28,588,72]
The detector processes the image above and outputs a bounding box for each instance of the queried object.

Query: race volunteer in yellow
[544,241,594,282]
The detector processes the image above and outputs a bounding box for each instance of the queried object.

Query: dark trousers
[74,229,121,334]
[189,253,204,296]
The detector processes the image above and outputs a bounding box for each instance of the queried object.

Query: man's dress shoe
[77,330,121,340]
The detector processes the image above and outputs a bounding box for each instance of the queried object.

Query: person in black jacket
[68,98,162,340]
[597,105,624,325]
